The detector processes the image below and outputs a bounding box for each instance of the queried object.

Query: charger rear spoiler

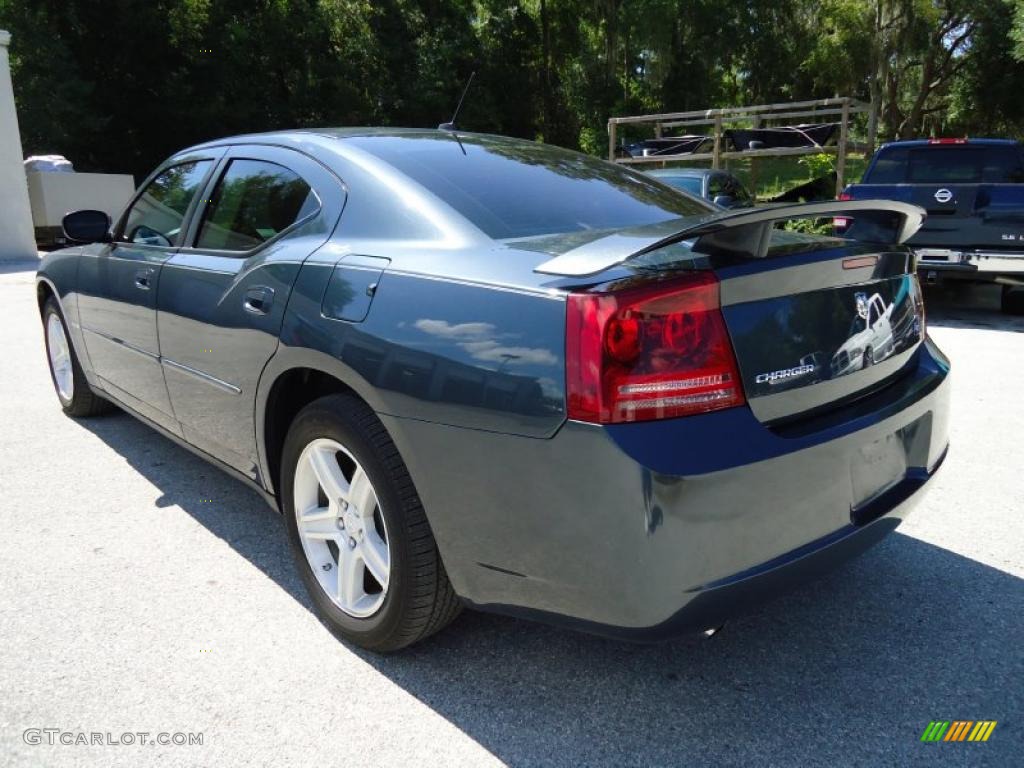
[533,200,925,277]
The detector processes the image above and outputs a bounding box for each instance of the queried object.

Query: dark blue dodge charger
[37,129,949,651]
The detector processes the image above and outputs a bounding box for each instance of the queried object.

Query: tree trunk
[865,1,884,155]
[884,61,901,141]
[540,0,553,139]
[902,49,935,138]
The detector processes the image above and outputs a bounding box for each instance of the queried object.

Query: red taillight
[928,137,968,145]
[565,273,745,423]
[834,192,852,229]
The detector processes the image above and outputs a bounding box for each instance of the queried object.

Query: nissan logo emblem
[934,188,953,204]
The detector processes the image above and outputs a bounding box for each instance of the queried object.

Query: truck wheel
[280,393,462,652]
[1000,286,1024,316]
[43,298,114,417]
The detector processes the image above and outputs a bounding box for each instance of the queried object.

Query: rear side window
[866,145,1024,184]
[196,159,318,251]
[121,160,212,246]
[350,134,710,240]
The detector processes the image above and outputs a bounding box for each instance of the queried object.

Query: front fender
[36,246,96,380]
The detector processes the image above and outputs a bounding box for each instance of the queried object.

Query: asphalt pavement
[0,260,1020,767]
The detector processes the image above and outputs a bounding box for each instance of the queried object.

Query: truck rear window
[866,145,1024,184]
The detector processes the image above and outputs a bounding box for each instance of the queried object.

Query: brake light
[835,192,852,229]
[928,137,967,145]
[565,273,745,423]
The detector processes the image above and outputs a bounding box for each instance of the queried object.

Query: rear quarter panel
[269,257,568,438]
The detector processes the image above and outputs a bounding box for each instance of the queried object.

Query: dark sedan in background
[646,167,755,208]
[37,129,948,651]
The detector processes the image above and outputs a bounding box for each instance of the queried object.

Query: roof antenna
[438,71,476,131]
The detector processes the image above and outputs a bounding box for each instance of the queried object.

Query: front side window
[726,177,752,204]
[196,159,317,251]
[121,160,212,246]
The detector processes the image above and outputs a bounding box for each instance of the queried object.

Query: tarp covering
[726,123,838,151]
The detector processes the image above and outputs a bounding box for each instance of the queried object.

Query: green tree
[2,0,1023,181]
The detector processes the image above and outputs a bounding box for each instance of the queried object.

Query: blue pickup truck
[841,138,1024,314]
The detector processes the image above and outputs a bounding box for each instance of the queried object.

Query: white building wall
[0,30,36,261]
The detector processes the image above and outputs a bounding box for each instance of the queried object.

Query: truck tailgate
[848,183,1024,249]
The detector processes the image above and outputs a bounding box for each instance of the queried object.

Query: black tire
[42,297,113,417]
[280,393,461,652]
[1001,285,1024,315]
[862,346,874,367]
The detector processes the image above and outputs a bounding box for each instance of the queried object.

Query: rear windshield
[349,134,711,239]
[866,145,1024,184]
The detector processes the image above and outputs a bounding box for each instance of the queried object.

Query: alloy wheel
[293,438,391,618]
[46,313,74,402]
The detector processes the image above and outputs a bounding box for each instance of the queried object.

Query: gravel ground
[0,260,1020,767]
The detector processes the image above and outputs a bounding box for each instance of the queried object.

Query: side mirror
[713,195,735,208]
[62,210,112,243]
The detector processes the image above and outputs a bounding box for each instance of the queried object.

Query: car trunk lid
[533,201,927,424]
[715,235,925,424]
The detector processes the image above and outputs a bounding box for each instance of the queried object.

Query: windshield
[349,134,712,239]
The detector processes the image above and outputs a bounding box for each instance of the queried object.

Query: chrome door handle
[243,286,274,315]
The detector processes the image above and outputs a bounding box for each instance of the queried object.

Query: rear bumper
[917,248,1024,283]
[482,488,940,641]
[383,338,951,641]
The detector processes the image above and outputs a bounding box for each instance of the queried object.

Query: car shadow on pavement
[923,282,1024,332]
[80,412,1022,766]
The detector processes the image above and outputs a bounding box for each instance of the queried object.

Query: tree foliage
[1,0,1021,179]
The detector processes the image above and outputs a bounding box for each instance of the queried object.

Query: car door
[77,154,220,433]
[156,145,345,479]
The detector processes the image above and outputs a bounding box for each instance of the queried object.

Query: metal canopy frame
[608,97,869,198]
